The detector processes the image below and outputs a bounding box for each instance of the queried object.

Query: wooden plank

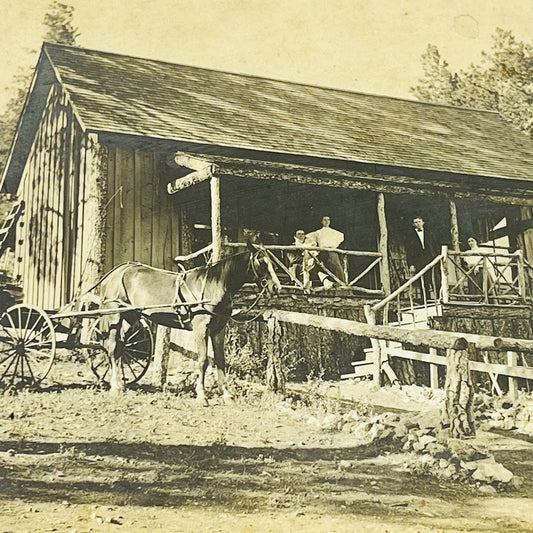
[429,347,439,388]
[134,150,143,261]
[383,346,533,380]
[151,155,166,268]
[105,147,116,269]
[138,151,154,265]
[507,351,518,399]
[114,148,135,263]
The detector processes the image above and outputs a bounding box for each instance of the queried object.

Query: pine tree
[411,29,533,135]
[0,2,80,176]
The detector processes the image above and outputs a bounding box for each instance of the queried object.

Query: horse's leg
[193,319,210,407]
[108,314,125,394]
[211,326,233,402]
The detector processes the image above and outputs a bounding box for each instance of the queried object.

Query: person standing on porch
[405,216,440,298]
[307,216,345,286]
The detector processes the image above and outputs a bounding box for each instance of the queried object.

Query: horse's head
[247,242,282,297]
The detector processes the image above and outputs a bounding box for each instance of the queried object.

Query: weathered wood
[179,152,533,206]
[175,151,216,171]
[507,351,518,399]
[265,316,286,394]
[265,309,469,350]
[167,166,214,194]
[210,175,222,262]
[377,193,391,295]
[441,303,531,319]
[115,148,135,263]
[449,199,460,251]
[519,206,533,264]
[429,347,439,388]
[443,343,475,438]
[493,336,533,352]
[363,305,382,385]
[138,151,154,265]
[104,147,116,270]
[151,325,171,389]
[440,245,449,303]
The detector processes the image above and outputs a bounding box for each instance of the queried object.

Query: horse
[91,242,281,404]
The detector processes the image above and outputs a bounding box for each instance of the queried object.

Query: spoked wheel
[0,304,57,390]
[87,318,154,385]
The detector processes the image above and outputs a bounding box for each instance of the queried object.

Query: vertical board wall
[105,146,181,272]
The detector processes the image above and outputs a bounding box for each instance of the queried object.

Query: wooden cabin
[2,43,533,382]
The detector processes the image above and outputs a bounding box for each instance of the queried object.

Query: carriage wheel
[87,318,154,385]
[0,304,56,389]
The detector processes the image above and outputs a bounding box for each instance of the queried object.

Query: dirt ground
[0,354,532,533]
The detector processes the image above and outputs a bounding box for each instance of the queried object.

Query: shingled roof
[3,42,533,192]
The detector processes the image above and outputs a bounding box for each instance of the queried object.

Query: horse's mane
[190,251,251,293]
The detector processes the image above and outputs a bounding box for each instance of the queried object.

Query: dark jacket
[405,227,438,270]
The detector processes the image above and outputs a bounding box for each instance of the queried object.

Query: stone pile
[313,406,519,491]
[475,392,533,436]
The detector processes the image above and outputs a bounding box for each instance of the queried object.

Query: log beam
[167,165,214,194]
[264,309,469,351]
[173,152,533,206]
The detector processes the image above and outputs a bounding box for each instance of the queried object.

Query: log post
[210,175,222,262]
[151,325,171,389]
[443,342,475,438]
[363,304,382,386]
[507,351,518,399]
[519,206,533,264]
[449,199,460,251]
[265,315,286,394]
[377,193,391,295]
[516,250,527,300]
[440,245,449,303]
[82,133,108,291]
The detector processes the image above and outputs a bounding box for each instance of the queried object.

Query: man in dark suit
[405,216,440,299]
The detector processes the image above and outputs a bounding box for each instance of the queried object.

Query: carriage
[0,300,156,390]
[0,245,281,395]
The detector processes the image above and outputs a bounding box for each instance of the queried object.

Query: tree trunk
[443,343,476,438]
[265,316,286,394]
[151,325,171,389]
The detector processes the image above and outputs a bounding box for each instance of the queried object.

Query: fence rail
[225,242,383,293]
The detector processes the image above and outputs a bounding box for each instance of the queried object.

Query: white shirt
[307,227,344,248]
[415,228,425,249]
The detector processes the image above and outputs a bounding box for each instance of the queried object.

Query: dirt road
[0,364,532,532]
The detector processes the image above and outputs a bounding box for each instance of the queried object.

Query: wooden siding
[14,85,110,308]
[15,84,77,309]
[105,146,181,271]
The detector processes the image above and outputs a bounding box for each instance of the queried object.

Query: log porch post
[449,199,460,251]
[210,175,222,262]
[377,193,391,295]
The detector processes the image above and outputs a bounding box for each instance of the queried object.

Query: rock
[447,440,488,462]
[419,435,437,448]
[320,414,342,431]
[338,460,352,470]
[414,409,440,429]
[478,485,498,495]
[472,460,514,484]
[426,442,447,457]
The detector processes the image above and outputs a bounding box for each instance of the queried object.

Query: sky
[0,0,532,112]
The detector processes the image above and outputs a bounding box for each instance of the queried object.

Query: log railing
[445,247,532,304]
[225,242,383,294]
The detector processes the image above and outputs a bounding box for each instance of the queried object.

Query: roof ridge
[42,41,499,116]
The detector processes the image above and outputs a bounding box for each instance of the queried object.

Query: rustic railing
[443,247,532,304]
[225,242,383,294]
